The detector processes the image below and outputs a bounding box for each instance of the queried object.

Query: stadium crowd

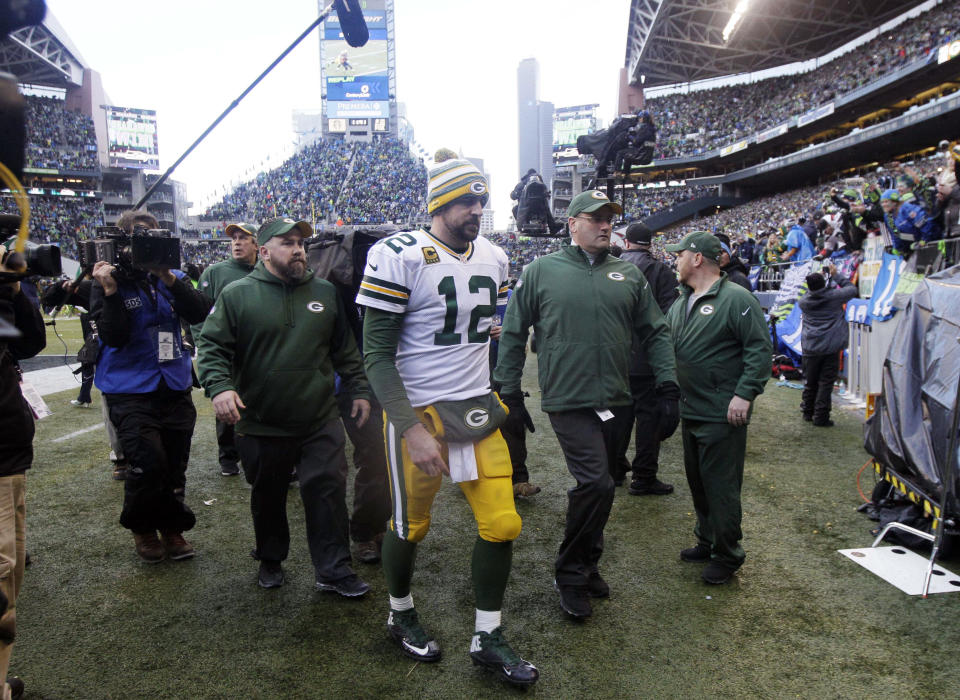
[0,195,103,260]
[202,138,426,226]
[620,184,717,222]
[24,95,99,172]
[648,1,960,159]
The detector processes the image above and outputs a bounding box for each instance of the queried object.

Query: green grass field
[12,336,960,698]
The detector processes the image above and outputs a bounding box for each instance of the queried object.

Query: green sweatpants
[681,419,747,569]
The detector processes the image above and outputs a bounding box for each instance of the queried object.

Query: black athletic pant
[614,374,662,484]
[336,392,390,543]
[549,407,630,587]
[107,388,197,535]
[236,420,353,583]
[801,352,839,422]
[75,363,94,404]
[216,418,239,469]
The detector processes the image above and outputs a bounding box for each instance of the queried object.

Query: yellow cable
[0,161,30,253]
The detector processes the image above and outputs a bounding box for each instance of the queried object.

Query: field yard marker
[52,423,105,443]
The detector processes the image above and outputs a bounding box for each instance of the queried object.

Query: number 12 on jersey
[434,275,497,346]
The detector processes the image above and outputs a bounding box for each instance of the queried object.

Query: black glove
[655,381,681,441]
[500,391,535,433]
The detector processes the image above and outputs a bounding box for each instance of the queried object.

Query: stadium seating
[647,2,960,160]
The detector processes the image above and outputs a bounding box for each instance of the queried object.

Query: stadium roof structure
[0,10,88,87]
[625,0,929,88]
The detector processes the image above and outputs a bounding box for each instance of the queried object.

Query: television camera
[510,170,564,237]
[0,214,61,284]
[577,109,657,183]
[78,226,181,280]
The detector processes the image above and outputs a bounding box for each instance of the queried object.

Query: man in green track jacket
[663,231,771,585]
[192,222,258,477]
[197,217,372,596]
[494,190,679,619]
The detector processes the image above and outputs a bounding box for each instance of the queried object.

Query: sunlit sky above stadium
[44,0,632,228]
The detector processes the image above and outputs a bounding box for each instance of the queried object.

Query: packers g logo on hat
[469,181,487,196]
[590,191,607,200]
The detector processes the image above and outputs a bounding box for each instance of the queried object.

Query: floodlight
[722,0,750,43]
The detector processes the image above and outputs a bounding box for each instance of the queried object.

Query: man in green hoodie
[663,231,771,585]
[192,222,258,477]
[197,217,372,596]
[494,190,679,619]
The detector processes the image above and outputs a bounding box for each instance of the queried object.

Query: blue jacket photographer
[89,210,211,563]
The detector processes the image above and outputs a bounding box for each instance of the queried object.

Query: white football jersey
[357,229,509,407]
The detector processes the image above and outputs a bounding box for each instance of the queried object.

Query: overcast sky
[44,0,632,228]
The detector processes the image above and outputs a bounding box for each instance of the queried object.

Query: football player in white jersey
[357,153,538,687]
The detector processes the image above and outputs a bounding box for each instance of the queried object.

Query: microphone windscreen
[333,0,369,48]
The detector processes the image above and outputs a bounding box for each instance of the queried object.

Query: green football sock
[472,536,513,611]
[381,529,418,599]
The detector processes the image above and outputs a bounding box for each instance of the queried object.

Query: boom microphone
[333,0,369,48]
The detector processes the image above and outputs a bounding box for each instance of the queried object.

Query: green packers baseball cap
[224,222,257,238]
[664,231,722,262]
[256,217,314,245]
[567,190,623,218]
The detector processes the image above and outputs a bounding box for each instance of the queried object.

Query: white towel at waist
[447,441,478,483]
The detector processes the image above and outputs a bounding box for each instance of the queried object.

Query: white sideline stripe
[52,423,105,443]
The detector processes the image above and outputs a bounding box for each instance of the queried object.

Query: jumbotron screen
[105,106,159,170]
[553,105,598,152]
[323,1,389,119]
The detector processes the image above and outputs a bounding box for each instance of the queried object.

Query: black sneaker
[802,414,813,422]
[220,462,241,476]
[258,560,284,589]
[553,580,592,618]
[680,544,711,563]
[629,479,674,496]
[813,419,834,427]
[315,573,370,597]
[701,561,739,585]
[586,571,609,598]
[387,608,441,662]
[470,627,539,687]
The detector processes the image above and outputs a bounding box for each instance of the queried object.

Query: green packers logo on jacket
[307,301,325,313]
[607,271,625,281]
[700,304,715,315]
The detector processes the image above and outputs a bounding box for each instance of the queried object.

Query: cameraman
[89,209,211,563]
[0,241,45,700]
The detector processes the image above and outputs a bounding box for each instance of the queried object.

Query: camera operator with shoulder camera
[89,209,211,564]
[0,239,45,700]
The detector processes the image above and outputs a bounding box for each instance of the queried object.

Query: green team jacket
[196,262,369,437]
[665,273,771,422]
[190,258,255,339]
[494,245,677,412]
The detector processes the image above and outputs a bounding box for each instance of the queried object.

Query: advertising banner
[798,102,835,127]
[105,106,159,170]
[754,122,790,144]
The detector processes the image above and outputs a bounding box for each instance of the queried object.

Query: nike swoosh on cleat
[403,641,430,656]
